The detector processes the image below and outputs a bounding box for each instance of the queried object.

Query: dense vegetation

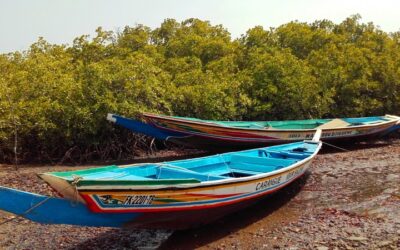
[1,15,400,163]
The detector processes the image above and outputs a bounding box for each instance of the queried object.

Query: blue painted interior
[343,116,388,124]
[156,167,228,181]
[51,141,318,182]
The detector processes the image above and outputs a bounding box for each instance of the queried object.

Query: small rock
[347,236,367,241]
[377,241,392,247]
[316,246,328,250]
[343,244,354,250]
[386,174,399,181]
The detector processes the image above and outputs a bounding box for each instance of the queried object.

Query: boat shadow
[159,172,311,249]
[69,173,310,250]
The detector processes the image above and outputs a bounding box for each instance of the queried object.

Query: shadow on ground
[68,173,309,250]
[160,173,310,249]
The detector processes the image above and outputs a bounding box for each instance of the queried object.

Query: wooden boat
[0,132,322,229]
[107,113,400,149]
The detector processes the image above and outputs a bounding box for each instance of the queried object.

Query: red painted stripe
[150,122,281,142]
[184,193,242,198]
[82,194,105,213]
[219,130,274,139]
[162,121,264,138]
[82,172,305,213]
[159,120,275,139]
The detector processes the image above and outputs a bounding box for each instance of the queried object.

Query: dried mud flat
[0,139,399,249]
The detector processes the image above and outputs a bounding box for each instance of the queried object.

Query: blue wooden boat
[0,132,322,229]
[107,113,400,150]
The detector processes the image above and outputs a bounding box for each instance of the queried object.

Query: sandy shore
[0,139,399,249]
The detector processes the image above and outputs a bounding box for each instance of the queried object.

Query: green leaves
[242,48,322,120]
[1,16,400,162]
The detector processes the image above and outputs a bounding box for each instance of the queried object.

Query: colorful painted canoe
[107,113,400,149]
[0,132,322,229]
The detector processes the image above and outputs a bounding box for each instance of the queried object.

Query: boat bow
[107,113,184,140]
[0,186,139,227]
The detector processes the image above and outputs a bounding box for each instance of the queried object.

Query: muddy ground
[0,139,399,249]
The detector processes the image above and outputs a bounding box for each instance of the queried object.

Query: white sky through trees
[0,0,399,53]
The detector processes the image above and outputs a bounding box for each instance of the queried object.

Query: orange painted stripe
[81,172,305,213]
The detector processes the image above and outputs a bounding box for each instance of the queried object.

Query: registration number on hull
[124,195,155,205]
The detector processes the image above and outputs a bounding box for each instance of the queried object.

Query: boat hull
[0,172,300,229]
[0,159,309,229]
[124,190,269,229]
[70,154,316,229]
[108,113,400,150]
[95,171,306,229]
[0,186,140,228]
[165,124,398,150]
[1,140,321,229]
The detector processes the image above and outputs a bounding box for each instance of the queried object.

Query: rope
[0,195,54,226]
[157,166,163,179]
[71,175,83,206]
[218,154,235,177]
[0,175,83,225]
[165,134,194,142]
[322,141,349,152]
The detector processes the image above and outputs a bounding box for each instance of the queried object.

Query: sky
[1,0,400,53]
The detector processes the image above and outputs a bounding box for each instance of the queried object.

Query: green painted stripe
[73,178,201,187]
[47,165,119,178]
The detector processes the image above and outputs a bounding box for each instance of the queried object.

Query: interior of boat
[47,142,318,183]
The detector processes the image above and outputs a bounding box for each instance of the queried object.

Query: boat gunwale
[73,141,322,191]
[79,169,311,213]
[143,113,399,133]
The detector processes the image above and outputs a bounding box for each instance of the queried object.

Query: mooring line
[322,141,350,152]
[0,176,83,226]
[0,195,53,226]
